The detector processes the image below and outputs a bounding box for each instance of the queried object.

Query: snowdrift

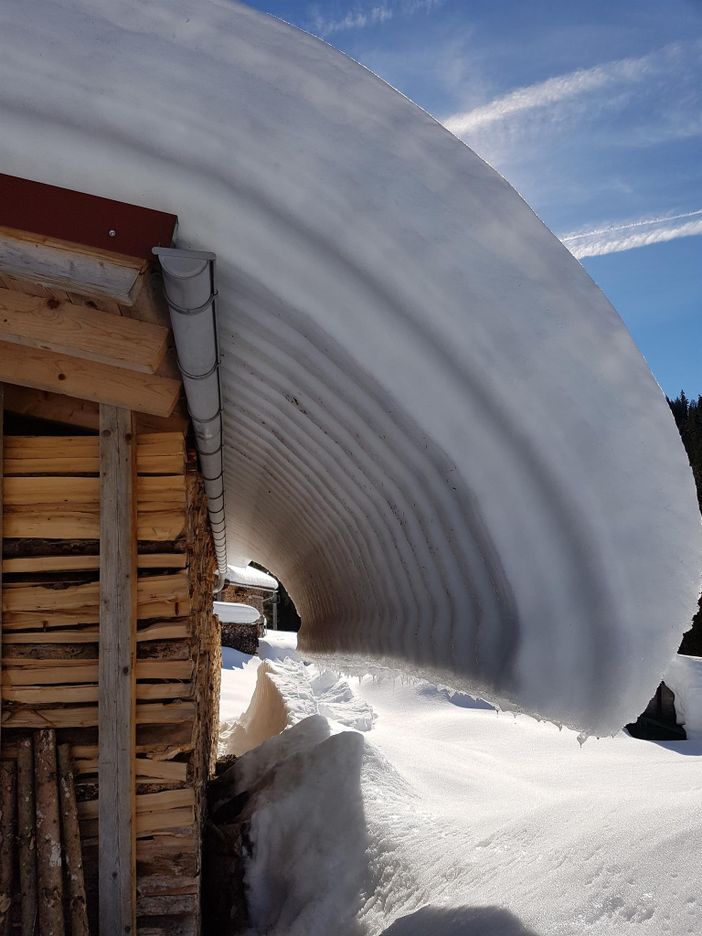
[216,638,702,935]
[222,656,376,755]
[2,0,701,733]
[665,654,702,739]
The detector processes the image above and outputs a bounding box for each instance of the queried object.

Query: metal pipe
[153,246,227,593]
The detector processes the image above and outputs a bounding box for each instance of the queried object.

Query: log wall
[0,430,220,934]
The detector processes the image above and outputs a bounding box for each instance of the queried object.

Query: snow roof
[214,602,261,625]
[227,565,278,591]
[4,0,700,735]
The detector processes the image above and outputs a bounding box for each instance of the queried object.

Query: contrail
[565,217,702,258]
[562,209,702,243]
[444,41,690,136]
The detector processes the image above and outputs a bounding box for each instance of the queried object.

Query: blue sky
[245,0,701,397]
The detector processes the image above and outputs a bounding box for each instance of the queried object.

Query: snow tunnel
[1,0,701,737]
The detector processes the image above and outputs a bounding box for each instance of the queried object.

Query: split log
[17,736,38,936]
[0,761,17,936]
[33,729,65,936]
[57,745,89,936]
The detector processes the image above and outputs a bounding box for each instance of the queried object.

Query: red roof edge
[0,173,178,261]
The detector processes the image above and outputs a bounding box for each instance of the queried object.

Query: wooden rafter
[0,341,181,417]
[3,385,189,433]
[0,287,169,373]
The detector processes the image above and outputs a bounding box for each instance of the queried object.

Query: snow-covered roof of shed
[3,0,700,735]
[227,565,278,591]
[214,602,261,625]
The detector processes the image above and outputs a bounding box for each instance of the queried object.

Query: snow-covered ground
[220,634,702,936]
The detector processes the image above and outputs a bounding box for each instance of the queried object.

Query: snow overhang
[3,1,701,736]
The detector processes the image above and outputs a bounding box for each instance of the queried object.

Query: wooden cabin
[0,175,222,935]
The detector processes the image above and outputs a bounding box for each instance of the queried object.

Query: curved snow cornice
[2,0,700,735]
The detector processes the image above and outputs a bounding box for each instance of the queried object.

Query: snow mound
[222,657,375,755]
[3,1,701,733]
[220,637,702,936]
[665,654,702,739]
[225,717,368,936]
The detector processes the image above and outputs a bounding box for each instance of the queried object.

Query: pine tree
[668,393,702,654]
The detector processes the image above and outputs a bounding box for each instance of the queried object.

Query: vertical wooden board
[99,405,137,935]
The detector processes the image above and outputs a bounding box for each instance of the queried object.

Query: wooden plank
[0,341,181,417]
[137,621,189,642]
[1,701,196,729]
[2,571,191,621]
[98,405,137,935]
[5,682,193,704]
[1,620,189,644]
[3,473,186,506]
[81,808,194,840]
[3,508,185,540]
[4,476,100,505]
[0,288,169,373]
[2,552,186,573]
[72,754,187,784]
[80,788,194,821]
[2,628,99,644]
[4,432,185,474]
[2,659,193,685]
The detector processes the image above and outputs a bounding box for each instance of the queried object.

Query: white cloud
[307,0,443,38]
[560,210,702,258]
[444,41,694,137]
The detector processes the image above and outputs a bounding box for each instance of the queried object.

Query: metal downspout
[153,246,227,593]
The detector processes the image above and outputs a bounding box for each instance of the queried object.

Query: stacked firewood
[0,729,88,935]
[1,432,220,935]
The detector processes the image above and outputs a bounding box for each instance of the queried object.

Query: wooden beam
[0,226,145,305]
[4,384,100,430]
[0,341,180,417]
[0,288,169,374]
[3,383,190,433]
[98,406,137,935]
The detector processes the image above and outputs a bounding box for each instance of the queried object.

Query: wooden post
[0,760,16,935]
[58,745,90,936]
[34,730,64,936]
[99,406,137,935]
[17,736,38,936]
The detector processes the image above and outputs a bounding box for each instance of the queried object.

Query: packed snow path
[3,1,701,733]
[221,635,702,936]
